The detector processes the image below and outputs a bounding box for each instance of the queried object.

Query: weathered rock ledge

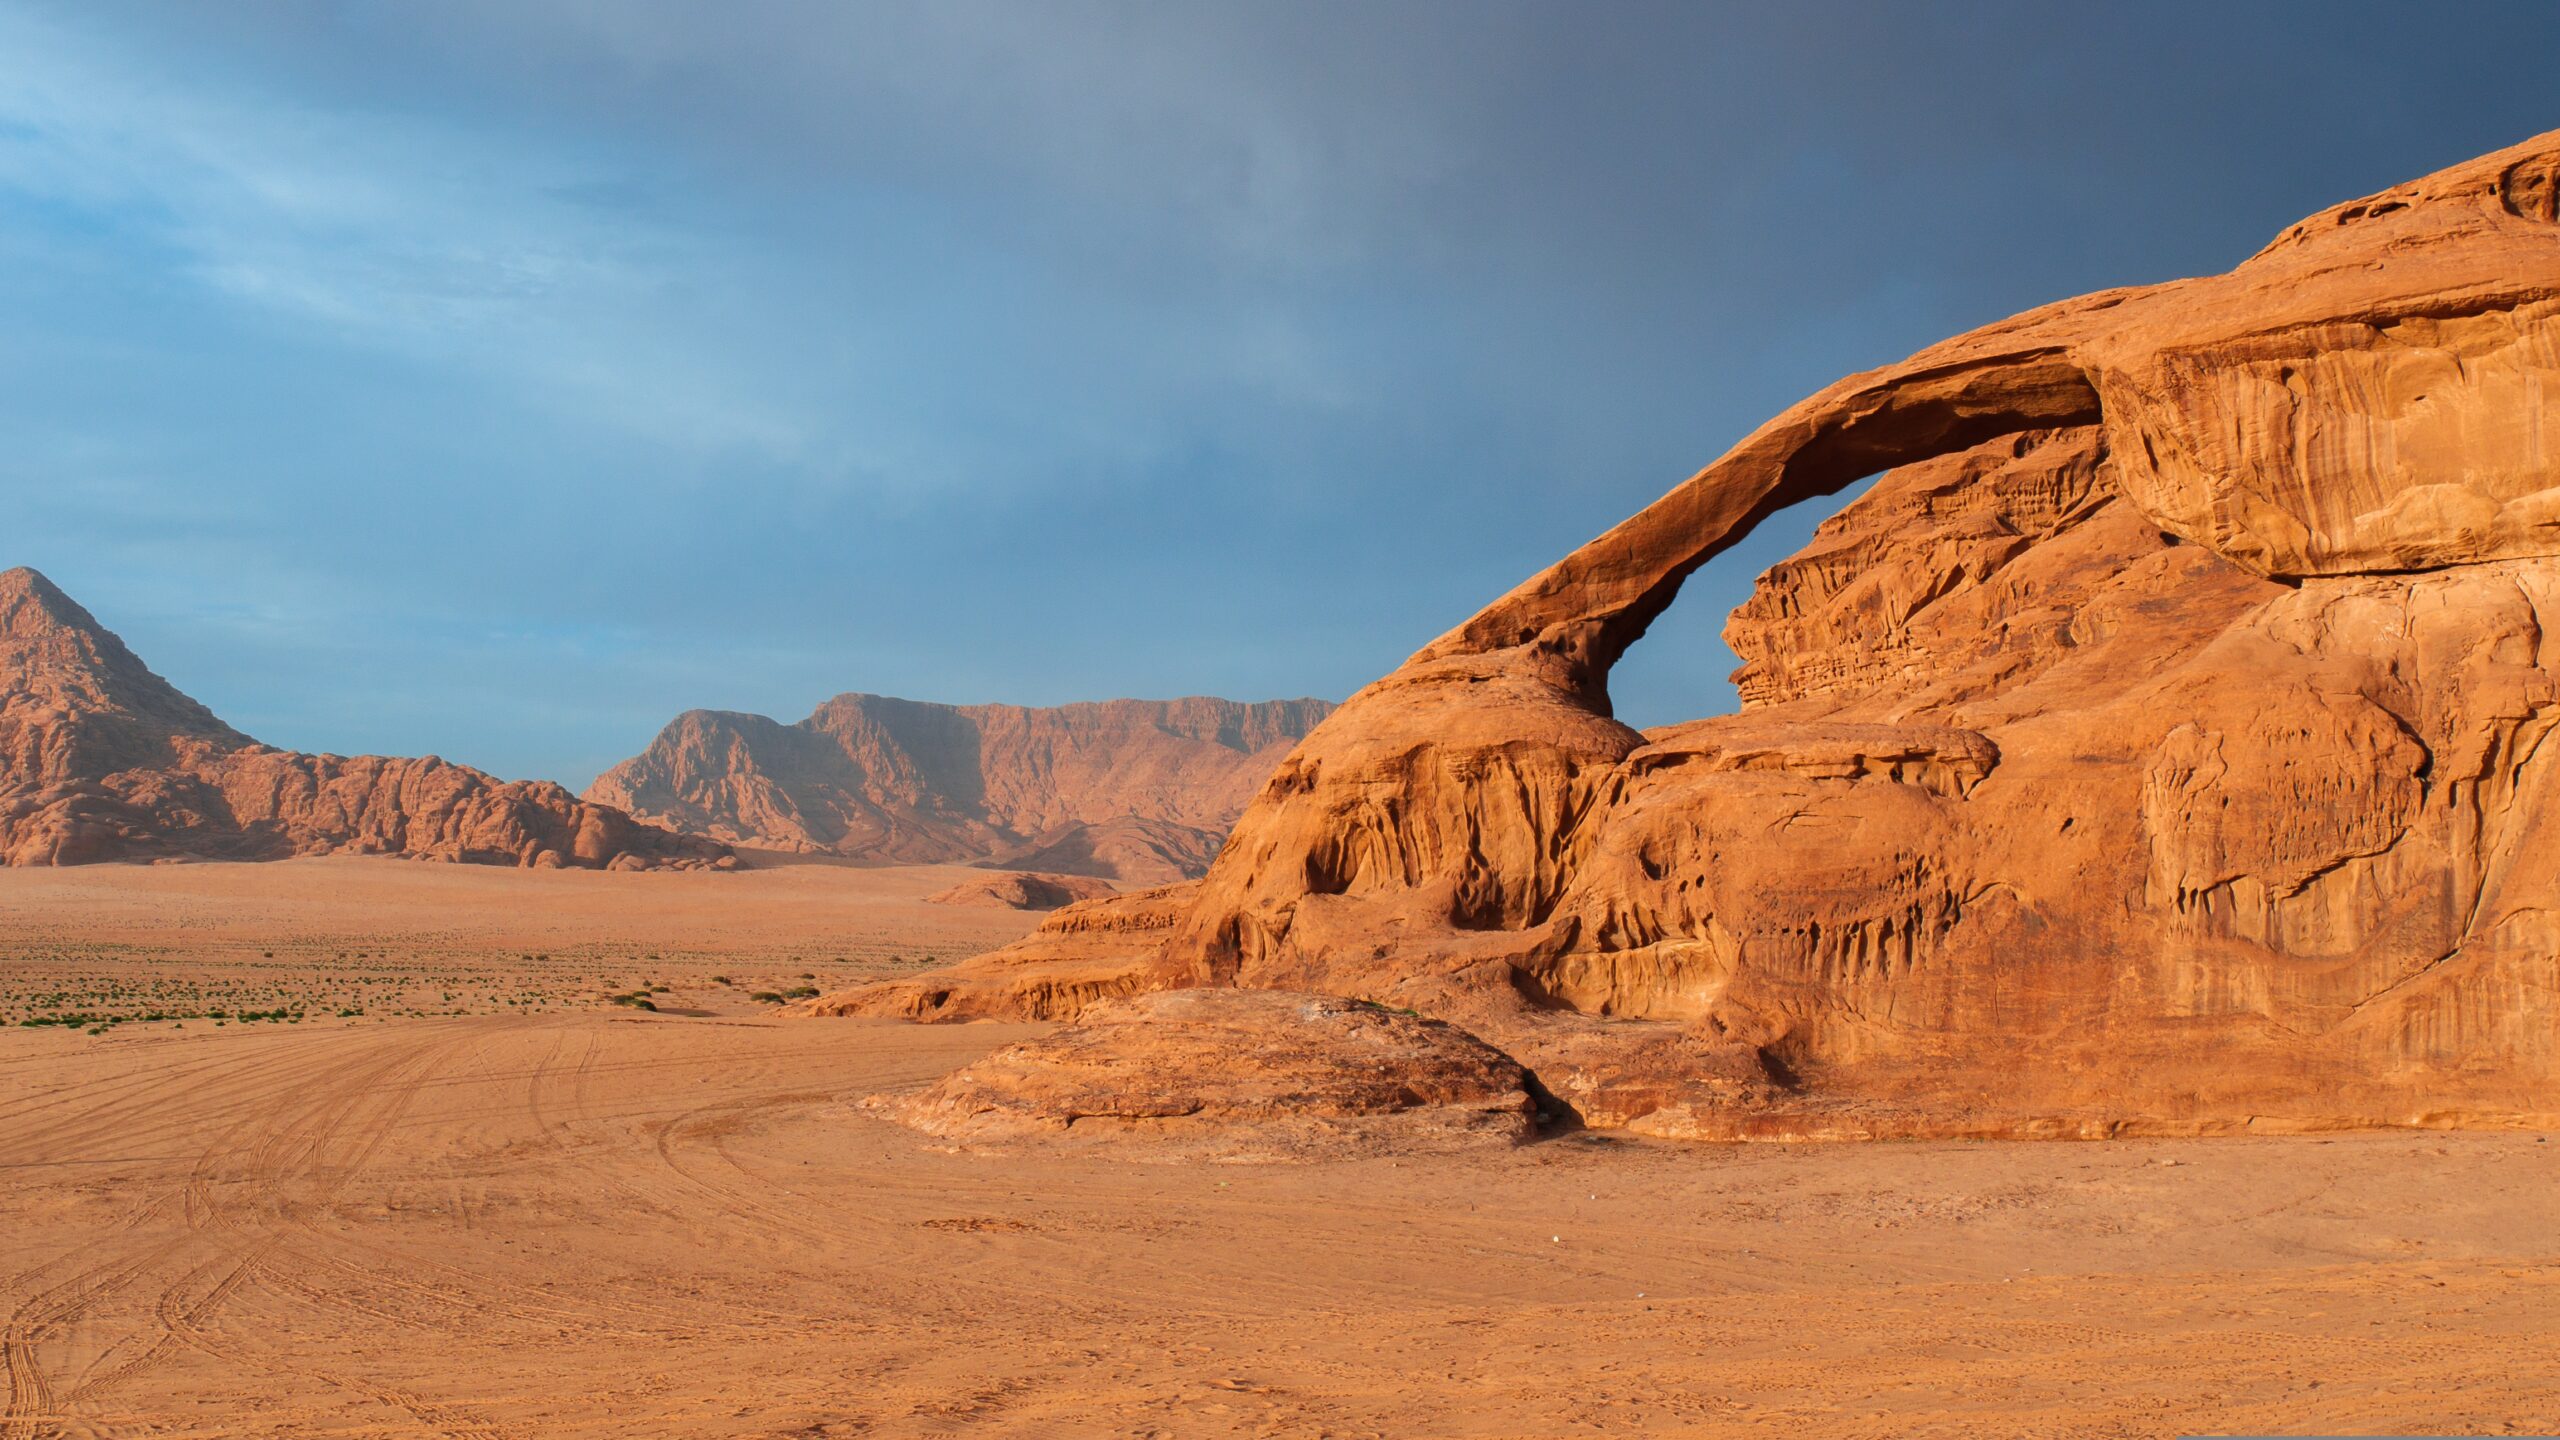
[865,989,1538,1161]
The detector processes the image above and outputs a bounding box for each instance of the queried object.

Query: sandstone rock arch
[1420,349,2103,692]
[828,130,2560,1140]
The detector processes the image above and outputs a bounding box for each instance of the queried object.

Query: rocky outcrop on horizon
[926,870,1118,911]
[833,131,2560,1141]
[0,568,728,870]
[587,693,1333,884]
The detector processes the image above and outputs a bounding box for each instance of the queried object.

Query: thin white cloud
[0,5,819,462]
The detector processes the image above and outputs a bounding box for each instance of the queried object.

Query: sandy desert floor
[0,856,1041,1034]
[2,862,2557,1438]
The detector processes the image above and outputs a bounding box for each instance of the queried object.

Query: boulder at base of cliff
[925,871,1117,911]
[865,989,1539,1162]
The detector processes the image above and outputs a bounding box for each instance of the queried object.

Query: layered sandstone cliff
[831,131,2560,1140]
[0,568,727,870]
[587,694,1331,883]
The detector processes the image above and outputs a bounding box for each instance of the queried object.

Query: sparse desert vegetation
[0,856,1038,1038]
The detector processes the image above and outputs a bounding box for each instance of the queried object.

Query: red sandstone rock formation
[0,568,728,870]
[868,988,1537,1160]
[586,694,1331,882]
[926,871,1118,911]
[820,882,1199,1023]
[835,131,2560,1140]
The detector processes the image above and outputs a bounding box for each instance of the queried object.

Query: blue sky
[6,2,2556,787]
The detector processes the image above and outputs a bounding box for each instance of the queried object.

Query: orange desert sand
[0,859,2555,1438]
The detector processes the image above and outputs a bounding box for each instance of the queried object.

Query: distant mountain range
[0,565,1331,880]
[0,567,725,869]
[585,693,1334,884]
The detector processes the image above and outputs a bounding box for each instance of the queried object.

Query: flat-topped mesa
[0,568,728,870]
[837,131,2560,1142]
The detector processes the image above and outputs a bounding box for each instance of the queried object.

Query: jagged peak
[0,566,247,743]
[0,566,106,632]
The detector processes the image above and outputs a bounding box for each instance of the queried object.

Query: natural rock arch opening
[1409,351,2105,695]
[1601,475,1884,732]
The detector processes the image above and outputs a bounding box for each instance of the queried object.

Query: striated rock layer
[0,569,726,871]
[824,131,2560,1139]
[587,693,1331,883]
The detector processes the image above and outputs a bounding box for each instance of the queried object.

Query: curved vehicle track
[1,1013,2555,1437]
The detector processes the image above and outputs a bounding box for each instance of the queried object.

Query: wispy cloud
[0,5,821,461]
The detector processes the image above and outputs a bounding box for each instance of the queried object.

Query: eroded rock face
[866,989,1537,1160]
[586,694,1331,882]
[820,132,2560,1139]
[812,883,1201,1022]
[0,569,727,871]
